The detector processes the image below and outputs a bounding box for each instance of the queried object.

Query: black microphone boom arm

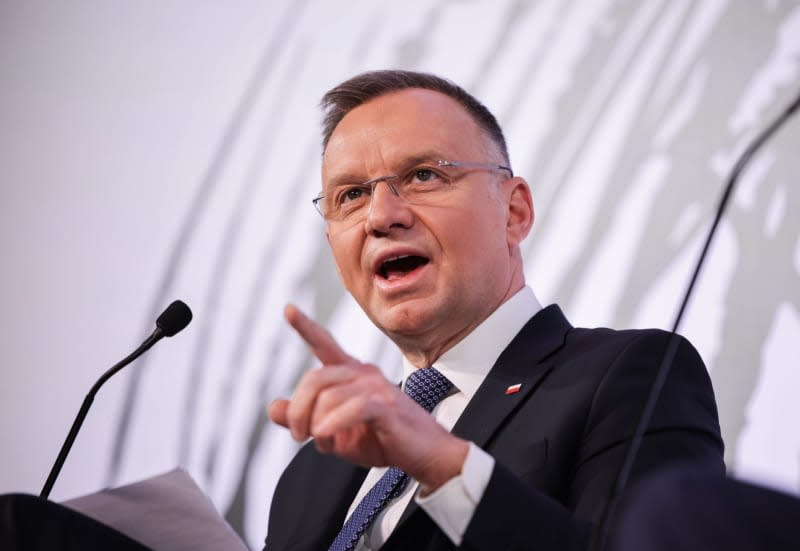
[40,300,191,499]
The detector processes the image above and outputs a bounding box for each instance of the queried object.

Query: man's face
[321,88,531,359]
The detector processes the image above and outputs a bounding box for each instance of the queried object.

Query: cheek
[329,234,364,288]
[461,201,506,246]
[447,209,509,269]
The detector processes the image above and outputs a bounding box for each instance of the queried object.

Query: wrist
[415,437,470,495]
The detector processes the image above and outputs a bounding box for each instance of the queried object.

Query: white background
[2,2,799,548]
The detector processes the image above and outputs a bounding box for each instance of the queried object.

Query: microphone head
[156,300,193,337]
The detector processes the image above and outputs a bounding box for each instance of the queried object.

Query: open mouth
[378,255,430,280]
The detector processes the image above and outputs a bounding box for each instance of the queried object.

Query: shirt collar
[402,286,541,401]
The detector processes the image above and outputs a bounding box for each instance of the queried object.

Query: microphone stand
[40,329,165,499]
[590,89,800,551]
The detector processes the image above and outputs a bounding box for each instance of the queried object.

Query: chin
[371,301,442,339]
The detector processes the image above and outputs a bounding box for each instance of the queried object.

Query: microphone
[590,89,800,550]
[40,300,192,499]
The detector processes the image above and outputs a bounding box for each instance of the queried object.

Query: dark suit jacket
[264,305,725,550]
[611,468,800,551]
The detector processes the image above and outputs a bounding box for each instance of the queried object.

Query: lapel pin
[505,383,522,395]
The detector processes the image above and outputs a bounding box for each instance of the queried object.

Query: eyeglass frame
[312,159,514,220]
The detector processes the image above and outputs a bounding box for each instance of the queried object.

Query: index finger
[285,304,354,365]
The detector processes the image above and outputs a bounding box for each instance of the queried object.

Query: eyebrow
[325,151,448,188]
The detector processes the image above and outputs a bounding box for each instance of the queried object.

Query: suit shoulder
[564,325,698,361]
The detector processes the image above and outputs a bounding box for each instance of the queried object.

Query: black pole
[40,332,162,499]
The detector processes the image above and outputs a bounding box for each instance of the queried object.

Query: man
[264,70,724,550]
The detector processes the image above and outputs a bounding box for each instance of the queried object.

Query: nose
[364,177,413,235]
[369,176,400,199]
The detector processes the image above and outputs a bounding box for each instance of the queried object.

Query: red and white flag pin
[505,383,522,395]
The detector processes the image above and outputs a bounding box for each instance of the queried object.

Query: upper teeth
[385,255,410,263]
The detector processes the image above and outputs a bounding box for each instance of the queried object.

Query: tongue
[385,269,407,280]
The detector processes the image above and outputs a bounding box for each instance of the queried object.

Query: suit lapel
[451,304,570,446]
[271,443,368,550]
[392,305,572,531]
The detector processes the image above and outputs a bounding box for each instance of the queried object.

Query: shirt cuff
[415,442,495,545]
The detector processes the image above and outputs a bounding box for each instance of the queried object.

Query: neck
[396,278,526,368]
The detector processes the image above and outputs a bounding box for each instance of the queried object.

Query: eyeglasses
[313,159,513,222]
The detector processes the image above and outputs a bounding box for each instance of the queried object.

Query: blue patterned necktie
[327,367,454,551]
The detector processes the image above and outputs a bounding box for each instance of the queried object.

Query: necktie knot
[404,367,453,412]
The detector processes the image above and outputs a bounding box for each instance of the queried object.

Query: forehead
[322,89,493,181]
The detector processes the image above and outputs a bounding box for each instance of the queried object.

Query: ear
[504,177,534,247]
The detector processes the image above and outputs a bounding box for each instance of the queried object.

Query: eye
[400,164,451,195]
[413,168,436,183]
[408,165,450,187]
[337,185,369,205]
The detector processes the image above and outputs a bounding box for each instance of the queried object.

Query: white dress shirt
[348,286,542,549]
